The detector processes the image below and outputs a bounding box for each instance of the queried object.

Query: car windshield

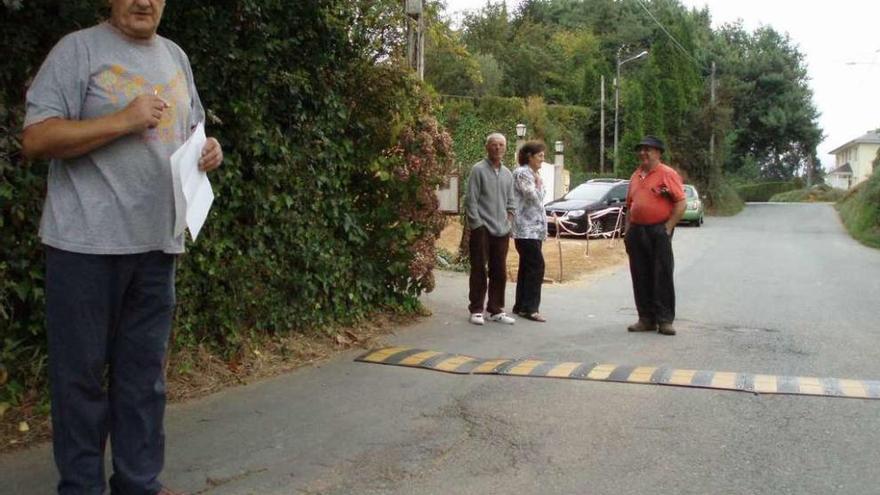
[685,186,697,198]
[564,183,613,202]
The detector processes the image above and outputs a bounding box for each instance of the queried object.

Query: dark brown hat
[634,135,665,152]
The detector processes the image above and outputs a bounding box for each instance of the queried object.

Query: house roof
[828,163,853,176]
[829,130,880,155]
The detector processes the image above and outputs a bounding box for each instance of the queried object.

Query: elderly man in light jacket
[465,132,516,325]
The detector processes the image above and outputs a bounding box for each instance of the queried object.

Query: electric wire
[635,0,708,71]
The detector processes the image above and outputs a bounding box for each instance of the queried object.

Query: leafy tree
[424,7,483,96]
[461,1,512,60]
[504,18,562,98]
[717,24,822,180]
[473,53,504,96]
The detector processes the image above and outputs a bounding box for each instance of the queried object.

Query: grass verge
[837,170,880,248]
[769,184,846,202]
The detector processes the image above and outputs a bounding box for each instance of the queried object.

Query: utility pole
[405,0,425,80]
[806,155,814,188]
[600,75,605,174]
[709,61,716,173]
[613,55,620,176]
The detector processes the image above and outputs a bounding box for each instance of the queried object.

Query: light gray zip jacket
[466,158,515,236]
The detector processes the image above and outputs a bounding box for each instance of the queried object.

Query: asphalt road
[3,203,880,494]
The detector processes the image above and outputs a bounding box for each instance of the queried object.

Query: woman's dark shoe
[523,312,546,322]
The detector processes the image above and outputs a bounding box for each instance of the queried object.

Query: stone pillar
[554,141,565,200]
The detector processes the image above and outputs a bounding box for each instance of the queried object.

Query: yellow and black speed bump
[355,347,880,400]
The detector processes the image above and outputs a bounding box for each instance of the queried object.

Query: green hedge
[709,179,746,216]
[437,95,591,175]
[735,181,802,202]
[769,184,846,203]
[1,2,452,404]
[838,169,880,248]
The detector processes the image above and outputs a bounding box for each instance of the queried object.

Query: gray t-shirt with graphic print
[24,22,205,255]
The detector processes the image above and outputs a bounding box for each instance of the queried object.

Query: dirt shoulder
[436,216,628,285]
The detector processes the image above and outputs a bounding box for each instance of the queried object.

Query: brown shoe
[658,322,676,336]
[627,319,657,332]
[158,488,187,495]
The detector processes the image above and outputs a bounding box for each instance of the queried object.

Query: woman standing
[512,141,548,322]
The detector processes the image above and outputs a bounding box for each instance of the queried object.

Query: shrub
[707,179,745,216]
[838,169,880,248]
[735,181,801,202]
[769,184,846,203]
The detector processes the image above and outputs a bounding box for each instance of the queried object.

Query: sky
[442,0,880,170]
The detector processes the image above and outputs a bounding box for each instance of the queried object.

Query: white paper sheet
[170,122,214,241]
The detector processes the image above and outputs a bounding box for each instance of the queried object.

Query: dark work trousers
[624,223,676,324]
[512,238,545,315]
[45,246,176,495]
[468,226,510,315]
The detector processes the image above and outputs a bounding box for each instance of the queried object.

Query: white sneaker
[488,312,516,325]
[469,313,485,325]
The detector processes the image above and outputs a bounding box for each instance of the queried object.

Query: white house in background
[827,129,880,190]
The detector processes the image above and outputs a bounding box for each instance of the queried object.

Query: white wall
[539,162,556,205]
[827,174,851,190]
[855,144,879,183]
[435,175,459,212]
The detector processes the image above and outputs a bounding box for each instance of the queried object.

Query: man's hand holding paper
[199,136,223,172]
[171,122,221,241]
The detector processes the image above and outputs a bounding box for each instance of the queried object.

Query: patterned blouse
[512,165,548,240]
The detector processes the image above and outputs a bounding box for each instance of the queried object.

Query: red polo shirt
[626,163,685,225]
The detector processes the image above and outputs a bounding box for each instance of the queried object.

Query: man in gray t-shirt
[22,1,222,493]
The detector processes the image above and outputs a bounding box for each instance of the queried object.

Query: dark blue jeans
[45,246,176,495]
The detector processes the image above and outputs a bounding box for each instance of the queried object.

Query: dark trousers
[45,246,176,495]
[468,227,509,315]
[512,238,545,315]
[624,223,676,324]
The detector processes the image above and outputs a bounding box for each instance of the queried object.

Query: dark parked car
[545,179,629,237]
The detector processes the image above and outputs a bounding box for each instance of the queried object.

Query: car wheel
[696,215,703,227]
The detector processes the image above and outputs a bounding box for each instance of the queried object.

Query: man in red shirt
[624,136,687,335]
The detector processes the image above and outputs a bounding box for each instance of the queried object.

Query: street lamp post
[613,47,648,176]
[554,141,565,199]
